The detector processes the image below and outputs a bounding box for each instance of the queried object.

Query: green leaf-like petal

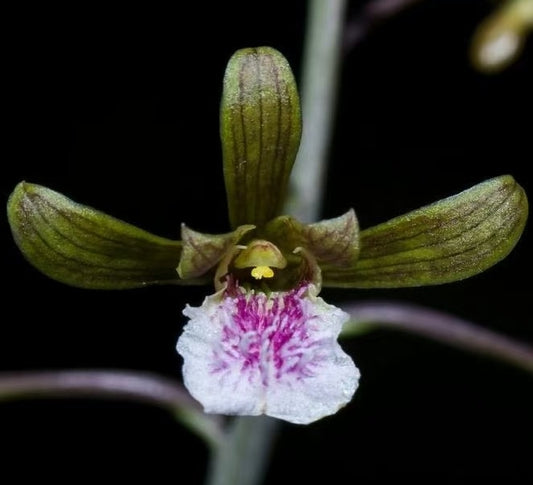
[322,176,528,288]
[7,182,185,289]
[264,209,359,271]
[221,46,302,229]
[177,224,255,279]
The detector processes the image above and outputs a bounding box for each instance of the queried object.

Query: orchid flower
[7,47,528,425]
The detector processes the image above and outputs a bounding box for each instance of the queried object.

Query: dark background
[2,1,532,483]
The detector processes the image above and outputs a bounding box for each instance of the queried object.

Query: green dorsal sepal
[221,46,302,229]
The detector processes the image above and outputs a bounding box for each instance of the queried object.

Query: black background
[2,1,532,483]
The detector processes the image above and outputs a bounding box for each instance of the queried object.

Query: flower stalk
[0,370,224,447]
[288,0,348,222]
[342,302,533,375]
[205,416,279,485]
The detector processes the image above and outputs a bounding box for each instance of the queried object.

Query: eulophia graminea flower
[7,47,528,424]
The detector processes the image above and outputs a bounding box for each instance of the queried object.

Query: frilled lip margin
[177,283,360,425]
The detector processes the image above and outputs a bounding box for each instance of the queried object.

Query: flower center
[250,265,274,279]
[232,239,287,281]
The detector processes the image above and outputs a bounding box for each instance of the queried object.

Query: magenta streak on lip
[211,285,328,387]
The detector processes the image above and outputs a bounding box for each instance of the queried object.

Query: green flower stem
[287,0,348,223]
[205,416,279,485]
[342,302,533,375]
[205,1,348,484]
[0,370,224,448]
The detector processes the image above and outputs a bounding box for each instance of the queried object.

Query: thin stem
[288,0,348,223]
[0,370,224,447]
[342,301,533,375]
[205,417,279,485]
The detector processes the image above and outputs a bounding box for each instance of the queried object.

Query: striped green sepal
[221,46,302,229]
[7,182,185,289]
[322,175,528,288]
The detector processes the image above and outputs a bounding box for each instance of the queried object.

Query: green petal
[264,209,359,270]
[221,46,302,229]
[322,176,528,288]
[177,224,255,279]
[7,182,185,289]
